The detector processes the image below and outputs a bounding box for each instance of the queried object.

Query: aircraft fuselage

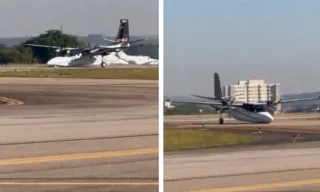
[46,54,95,67]
[228,107,273,124]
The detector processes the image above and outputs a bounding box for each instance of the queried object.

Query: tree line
[0,30,158,64]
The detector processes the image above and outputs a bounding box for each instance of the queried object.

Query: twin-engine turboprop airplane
[166,73,320,124]
[23,43,132,68]
[24,19,145,68]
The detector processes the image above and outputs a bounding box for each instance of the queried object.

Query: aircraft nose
[47,59,53,65]
[259,112,273,123]
[47,57,69,66]
[264,112,273,123]
[47,58,56,65]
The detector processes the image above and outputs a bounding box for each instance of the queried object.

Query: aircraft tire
[101,62,106,68]
[219,118,224,124]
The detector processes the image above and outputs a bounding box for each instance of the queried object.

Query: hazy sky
[164,0,320,96]
[0,0,158,37]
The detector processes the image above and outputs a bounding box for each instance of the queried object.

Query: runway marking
[189,178,320,192]
[0,148,157,166]
[0,181,158,186]
[0,96,24,105]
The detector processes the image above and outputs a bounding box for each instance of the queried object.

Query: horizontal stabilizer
[103,38,116,43]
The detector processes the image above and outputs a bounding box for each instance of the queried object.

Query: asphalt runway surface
[0,78,158,192]
[164,115,320,192]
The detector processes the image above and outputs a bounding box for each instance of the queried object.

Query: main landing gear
[219,117,224,124]
[217,109,224,124]
[101,62,106,68]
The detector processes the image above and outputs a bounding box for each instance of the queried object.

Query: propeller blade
[87,41,91,50]
[230,97,236,105]
[274,97,283,104]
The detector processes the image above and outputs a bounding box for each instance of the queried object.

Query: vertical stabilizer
[116,19,129,44]
[214,73,222,99]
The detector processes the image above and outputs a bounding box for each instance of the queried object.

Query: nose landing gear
[219,117,224,124]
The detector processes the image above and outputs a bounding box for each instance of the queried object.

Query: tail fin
[214,73,222,99]
[115,19,129,44]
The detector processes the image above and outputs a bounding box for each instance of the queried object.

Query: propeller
[263,97,283,114]
[84,41,97,60]
[226,96,237,118]
[87,41,92,50]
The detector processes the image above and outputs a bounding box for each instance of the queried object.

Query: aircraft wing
[170,100,242,108]
[24,44,60,49]
[89,47,118,55]
[24,43,78,50]
[191,94,219,101]
[279,96,320,103]
[119,44,145,50]
[103,38,145,44]
[98,44,144,49]
[129,38,145,43]
[255,96,320,105]
[191,93,244,101]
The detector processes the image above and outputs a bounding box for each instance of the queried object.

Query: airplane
[23,43,139,68]
[166,73,320,124]
[23,19,145,68]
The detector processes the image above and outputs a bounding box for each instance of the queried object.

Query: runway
[0,78,158,192]
[165,114,320,132]
[164,115,320,192]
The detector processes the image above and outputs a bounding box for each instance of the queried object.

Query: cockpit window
[56,49,82,57]
[56,50,68,56]
[255,105,268,112]
[242,104,268,112]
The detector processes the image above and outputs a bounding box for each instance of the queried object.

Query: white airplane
[23,43,126,68]
[166,73,320,124]
[24,19,145,68]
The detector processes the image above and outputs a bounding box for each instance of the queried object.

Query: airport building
[222,79,281,110]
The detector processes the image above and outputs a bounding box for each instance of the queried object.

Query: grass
[304,116,320,120]
[0,68,158,80]
[164,128,254,151]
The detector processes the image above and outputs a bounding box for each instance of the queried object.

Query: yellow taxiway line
[189,178,320,192]
[0,96,24,105]
[0,148,158,166]
[0,181,158,186]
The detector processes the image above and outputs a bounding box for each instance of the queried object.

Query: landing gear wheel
[101,62,106,68]
[219,118,224,124]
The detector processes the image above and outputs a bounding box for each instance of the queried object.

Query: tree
[0,46,37,64]
[23,30,87,63]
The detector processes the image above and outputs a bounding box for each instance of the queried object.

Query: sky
[164,0,320,96]
[0,0,158,37]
